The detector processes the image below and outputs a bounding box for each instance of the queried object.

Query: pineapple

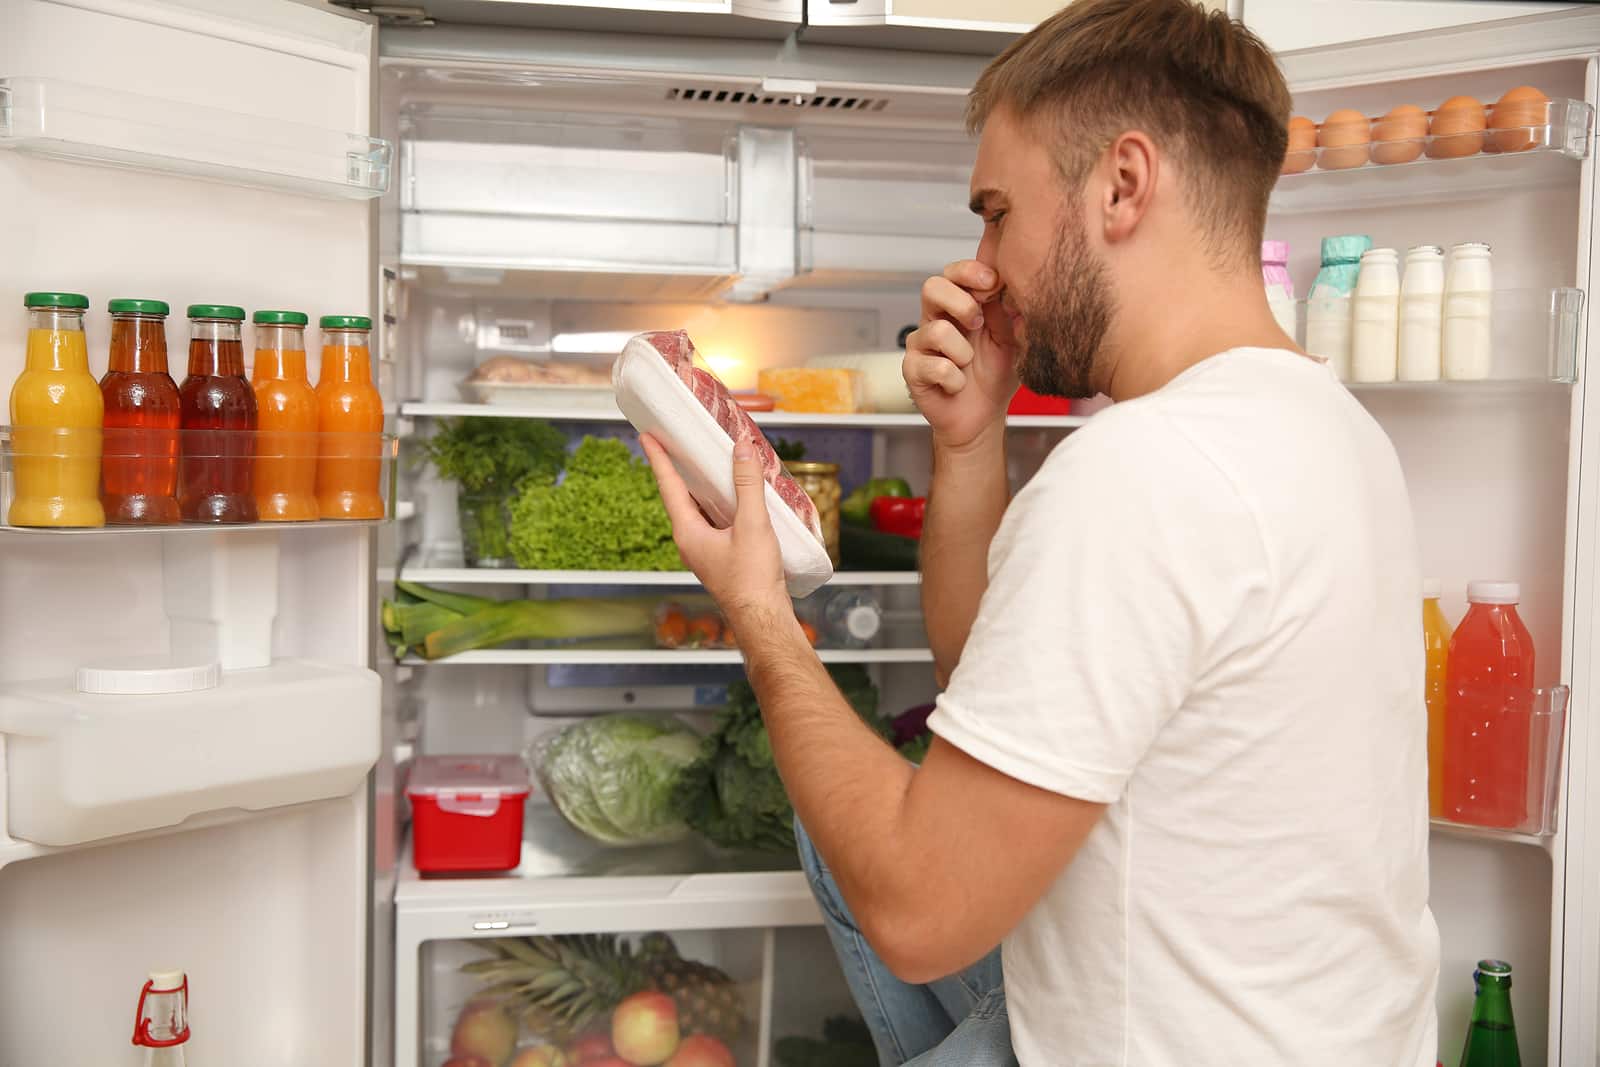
[460,932,746,1047]
[638,932,745,1044]
[461,934,638,1045]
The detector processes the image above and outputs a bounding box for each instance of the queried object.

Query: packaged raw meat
[612,330,834,597]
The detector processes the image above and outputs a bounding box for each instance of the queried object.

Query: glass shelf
[399,646,933,666]
[396,543,923,587]
[0,428,398,533]
[399,399,1087,430]
[1287,287,1583,386]
[1271,98,1592,213]
[0,77,391,199]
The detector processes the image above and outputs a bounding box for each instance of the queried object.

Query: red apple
[509,1047,570,1067]
[663,1035,734,1067]
[566,1034,616,1062]
[581,1060,633,1067]
[452,1000,518,1066]
[611,990,680,1065]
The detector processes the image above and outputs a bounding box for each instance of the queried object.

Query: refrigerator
[1,2,1599,1065]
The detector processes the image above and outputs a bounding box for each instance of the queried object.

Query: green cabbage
[536,715,702,846]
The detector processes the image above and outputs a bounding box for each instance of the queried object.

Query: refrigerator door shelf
[0,77,392,200]
[1271,98,1593,213]
[1280,287,1584,385]
[0,658,380,848]
[1431,684,1570,841]
[0,429,400,534]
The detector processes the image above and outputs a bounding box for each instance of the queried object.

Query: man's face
[969,107,1114,399]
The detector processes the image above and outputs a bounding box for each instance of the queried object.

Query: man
[642,0,1440,1063]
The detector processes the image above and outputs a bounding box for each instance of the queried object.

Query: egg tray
[1281,95,1593,176]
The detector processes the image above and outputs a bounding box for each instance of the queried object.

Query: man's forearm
[732,603,917,933]
[922,423,1010,682]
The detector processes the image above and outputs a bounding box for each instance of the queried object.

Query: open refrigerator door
[0,0,386,1062]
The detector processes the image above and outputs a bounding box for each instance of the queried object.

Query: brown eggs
[1318,109,1371,170]
[1283,116,1317,174]
[1428,96,1487,159]
[1372,105,1427,165]
[1490,86,1550,152]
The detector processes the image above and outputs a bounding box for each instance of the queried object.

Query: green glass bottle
[1459,960,1521,1067]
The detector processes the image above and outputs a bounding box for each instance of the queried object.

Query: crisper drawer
[400,110,740,292]
[794,128,978,288]
[418,924,859,1067]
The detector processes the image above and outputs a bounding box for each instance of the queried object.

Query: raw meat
[640,330,824,543]
[468,356,612,386]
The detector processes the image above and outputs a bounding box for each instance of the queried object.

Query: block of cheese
[757,367,864,414]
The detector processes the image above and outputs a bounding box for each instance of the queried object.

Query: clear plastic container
[407,754,530,873]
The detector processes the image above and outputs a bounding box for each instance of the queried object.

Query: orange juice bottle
[315,314,385,519]
[9,292,105,527]
[1422,578,1453,819]
[251,310,319,521]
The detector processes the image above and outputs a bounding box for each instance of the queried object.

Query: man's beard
[1012,214,1113,399]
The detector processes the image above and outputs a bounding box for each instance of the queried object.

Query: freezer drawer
[803,0,1225,51]
[353,0,801,37]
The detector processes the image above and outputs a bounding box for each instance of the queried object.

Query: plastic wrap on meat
[639,330,823,543]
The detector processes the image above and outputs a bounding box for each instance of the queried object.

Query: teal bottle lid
[1320,235,1374,265]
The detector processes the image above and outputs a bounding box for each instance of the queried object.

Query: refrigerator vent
[665,86,889,113]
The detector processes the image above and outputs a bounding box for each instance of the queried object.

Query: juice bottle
[178,305,257,524]
[250,310,318,521]
[1422,578,1453,819]
[8,292,104,527]
[1443,581,1535,829]
[101,298,180,525]
[315,314,385,519]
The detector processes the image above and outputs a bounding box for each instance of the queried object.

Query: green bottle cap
[320,314,372,331]
[187,304,246,321]
[253,310,309,326]
[1320,235,1373,265]
[108,299,171,316]
[24,292,90,310]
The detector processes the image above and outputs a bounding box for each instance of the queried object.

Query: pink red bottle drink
[1443,581,1535,829]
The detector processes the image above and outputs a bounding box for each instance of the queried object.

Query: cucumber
[840,523,921,571]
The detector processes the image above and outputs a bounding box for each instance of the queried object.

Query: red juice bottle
[178,304,257,524]
[101,299,181,525]
[1443,581,1536,829]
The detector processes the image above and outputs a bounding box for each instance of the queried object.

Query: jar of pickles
[783,460,841,567]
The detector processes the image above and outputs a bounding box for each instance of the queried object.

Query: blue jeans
[796,820,1018,1067]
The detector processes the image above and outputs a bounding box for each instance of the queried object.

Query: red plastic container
[1007,384,1072,415]
[407,754,530,873]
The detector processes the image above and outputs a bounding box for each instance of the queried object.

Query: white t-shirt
[928,348,1439,1066]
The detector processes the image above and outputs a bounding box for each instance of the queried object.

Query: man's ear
[1100,131,1158,245]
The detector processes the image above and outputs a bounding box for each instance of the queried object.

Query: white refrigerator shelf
[399,647,934,666]
[399,399,1089,430]
[1269,98,1593,213]
[395,545,922,587]
[0,76,392,199]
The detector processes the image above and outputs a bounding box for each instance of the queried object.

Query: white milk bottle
[1262,240,1297,342]
[1398,245,1446,381]
[1443,242,1494,380]
[1351,247,1400,383]
[1304,235,1371,380]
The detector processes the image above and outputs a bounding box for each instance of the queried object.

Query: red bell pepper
[871,495,926,539]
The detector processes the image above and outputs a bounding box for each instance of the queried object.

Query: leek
[423,595,669,660]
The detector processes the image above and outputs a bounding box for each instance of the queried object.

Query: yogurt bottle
[1398,245,1446,381]
[1262,240,1297,342]
[1443,242,1494,380]
[1351,248,1400,383]
[1304,235,1372,381]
